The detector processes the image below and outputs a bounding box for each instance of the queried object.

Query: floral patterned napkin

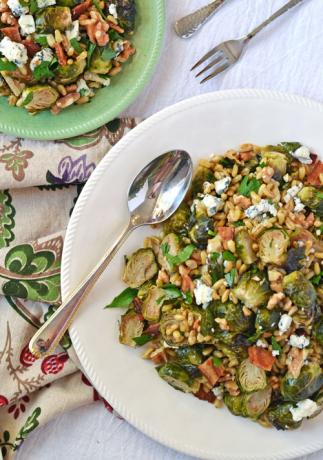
[0,118,140,459]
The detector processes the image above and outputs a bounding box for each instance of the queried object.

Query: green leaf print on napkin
[13,407,41,450]
[0,244,61,303]
[0,190,15,249]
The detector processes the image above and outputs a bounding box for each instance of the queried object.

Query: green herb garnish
[0,59,17,71]
[105,287,138,308]
[133,334,153,346]
[312,272,323,286]
[271,337,281,355]
[238,176,261,197]
[233,220,245,227]
[35,36,48,46]
[213,357,222,367]
[183,290,193,304]
[29,0,38,14]
[109,29,122,41]
[222,250,236,262]
[207,229,216,237]
[101,47,117,61]
[70,38,83,54]
[225,268,237,288]
[259,162,266,168]
[33,61,54,80]
[21,92,33,107]
[87,42,96,68]
[210,251,220,262]
[161,242,170,257]
[162,243,195,268]
[79,88,87,97]
[93,0,106,18]
[162,284,182,300]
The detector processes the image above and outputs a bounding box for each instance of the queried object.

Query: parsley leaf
[183,290,193,304]
[29,0,38,14]
[225,268,237,288]
[35,36,48,46]
[162,284,182,300]
[259,162,266,168]
[312,272,323,286]
[93,0,106,18]
[70,38,83,54]
[79,88,87,97]
[238,176,261,197]
[320,225,323,234]
[133,334,153,346]
[0,59,17,71]
[21,92,33,107]
[105,287,138,308]
[33,61,54,80]
[109,29,123,41]
[101,47,117,61]
[210,251,221,262]
[271,337,281,354]
[166,244,196,267]
[160,242,170,257]
[233,220,245,227]
[222,250,236,262]
[213,357,222,367]
[86,42,96,68]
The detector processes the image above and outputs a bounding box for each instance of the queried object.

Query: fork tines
[191,46,229,84]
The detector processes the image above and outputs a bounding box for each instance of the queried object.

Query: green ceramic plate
[0,0,165,140]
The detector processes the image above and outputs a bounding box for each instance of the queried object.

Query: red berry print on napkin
[81,374,113,413]
[0,395,8,407]
[8,395,30,419]
[20,344,36,367]
[41,353,68,375]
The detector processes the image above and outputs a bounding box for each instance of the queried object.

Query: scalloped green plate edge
[0,0,165,141]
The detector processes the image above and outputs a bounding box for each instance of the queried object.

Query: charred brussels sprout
[114,0,136,32]
[313,317,323,346]
[267,403,302,430]
[189,215,213,249]
[158,233,180,271]
[141,286,164,322]
[261,151,288,177]
[298,186,323,217]
[235,228,257,265]
[89,49,113,74]
[255,308,281,333]
[157,363,198,393]
[161,308,201,347]
[213,301,254,334]
[119,310,144,347]
[238,359,267,392]
[55,59,86,83]
[233,271,271,310]
[281,363,323,402]
[20,85,58,111]
[283,271,316,315]
[285,247,306,274]
[123,248,158,288]
[163,203,190,236]
[175,346,203,366]
[37,7,72,31]
[191,167,214,197]
[225,386,272,419]
[259,228,289,265]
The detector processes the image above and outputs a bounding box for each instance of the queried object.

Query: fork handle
[245,0,304,40]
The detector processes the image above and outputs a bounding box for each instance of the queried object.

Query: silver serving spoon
[29,150,193,358]
[174,0,226,39]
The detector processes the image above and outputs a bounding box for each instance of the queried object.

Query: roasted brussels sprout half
[161,308,201,347]
[237,359,267,392]
[89,49,113,74]
[163,203,190,236]
[175,346,203,366]
[313,316,323,346]
[119,310,144,347]
[233,271,271,310]
[285,247,306,274]
[200,304,215,337]
[20,85,58,111]
[235,228,257,265]
[283,271,316,315]
[56,0,77,5]
[213,301,254,334]
[191,167,214,197]
[55,59,86,84]
[225,386,272,419]
[141,286,164,322]
[267,403,302,430]
[123,248,158,288]
[114,0,136,32]
[157,233,180,271]
[298,186,323,217]
[188,215,213,249]
[36,7,72,31]
[255,308,281,333]
[157,363,198,393]
[259,228,289,265]
[261,151,288,176]
[281,363,323,402]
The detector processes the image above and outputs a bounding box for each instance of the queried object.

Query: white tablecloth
[16,0,323,459]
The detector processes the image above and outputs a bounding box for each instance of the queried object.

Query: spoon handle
[174,0,226,39]
[29,222,134,358]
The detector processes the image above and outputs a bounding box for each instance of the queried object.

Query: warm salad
[0,0,135,113]
[107,142,323,430]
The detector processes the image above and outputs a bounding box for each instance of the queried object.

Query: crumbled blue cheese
[278,314,292,334]
[245,199,277,219]
[214,176,231,195]
[289,334,310,349]
[7,0,28,16]
[212,386,223,400]
[109,3,118,18]
[18,15,35,36]
[293,197,305,213]
[66,20,80,41]
[202,194,223,216]
[272,349,280,357]
[291,146,312,165]
[30,47,53,71]
[194,279,213,307]
[256,339,268,348]
[290,399,318,422]
[0,37,28,66]
[76,78,93,97]
[283,184,302,203]
[37,0,56,7]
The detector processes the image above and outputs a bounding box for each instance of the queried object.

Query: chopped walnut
[267,292,285,310]
[233,194,251,209]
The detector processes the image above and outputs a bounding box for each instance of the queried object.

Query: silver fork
[192,0,304,84]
